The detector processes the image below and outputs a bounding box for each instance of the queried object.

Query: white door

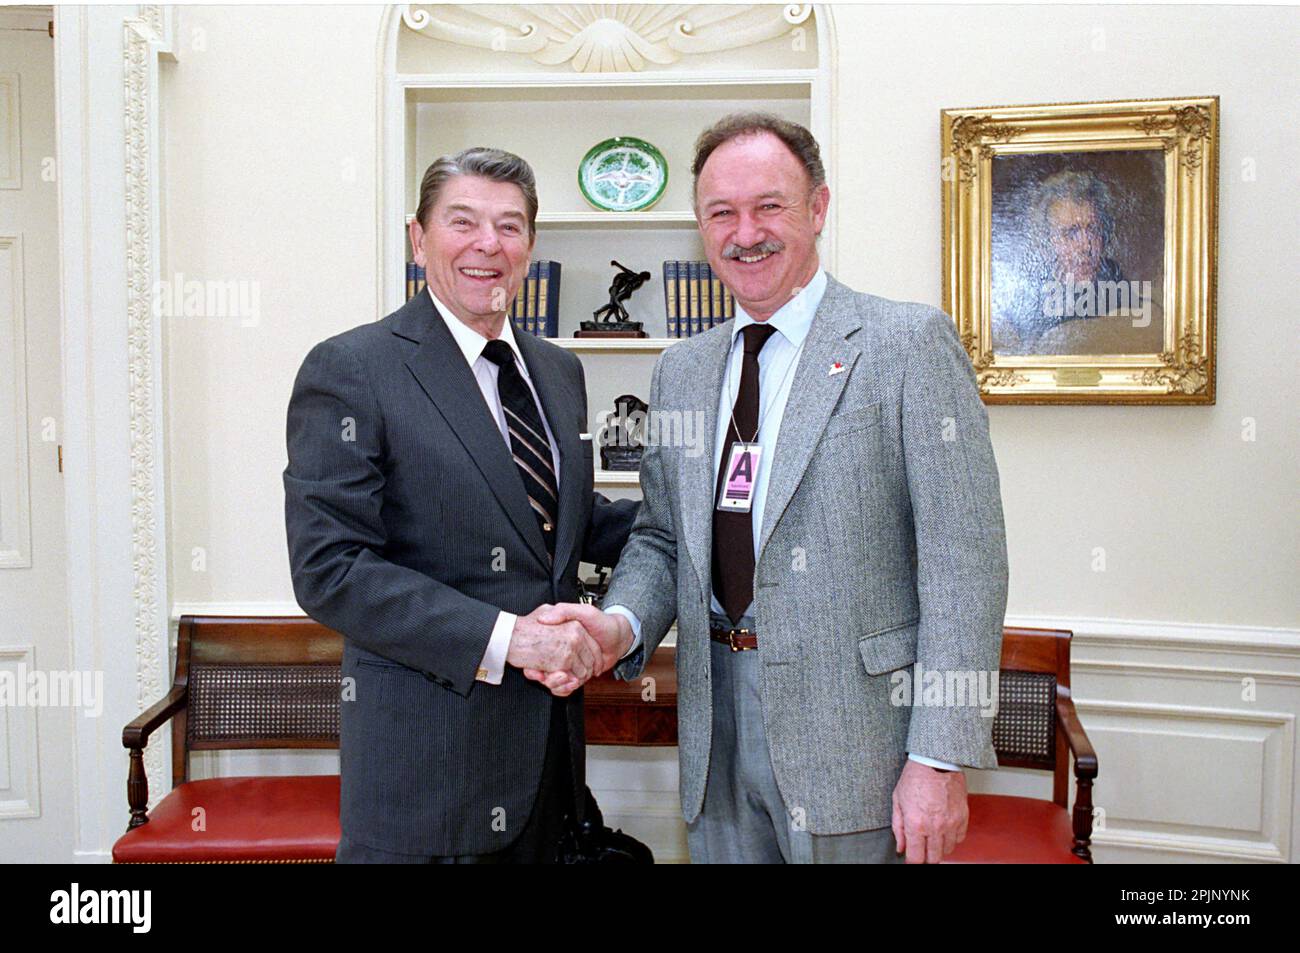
[0,9,74,862]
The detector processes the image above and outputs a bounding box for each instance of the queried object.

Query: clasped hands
[505,603,633,696]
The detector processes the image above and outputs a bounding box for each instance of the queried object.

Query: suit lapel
[396,298,551,572]
[756,277,863,567]
[679,327,735,601]
[515,329,584,585]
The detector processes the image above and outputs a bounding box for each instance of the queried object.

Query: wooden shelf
[554,337,684,354]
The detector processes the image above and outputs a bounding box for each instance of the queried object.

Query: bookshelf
[380,3,835,488]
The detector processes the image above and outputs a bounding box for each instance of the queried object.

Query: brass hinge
[57,444,62,473]
[48,20,53,39]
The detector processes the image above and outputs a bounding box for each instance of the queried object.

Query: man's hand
[891,759,969,863]
[505,604,601,696]
[522,603,634,694]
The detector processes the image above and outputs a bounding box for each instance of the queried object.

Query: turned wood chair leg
[127,747,150,830]
[1071,776,1094,863]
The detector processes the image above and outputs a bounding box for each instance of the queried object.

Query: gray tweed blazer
[606,273,1009,834]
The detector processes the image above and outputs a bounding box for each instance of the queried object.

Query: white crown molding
[401,3,813,73]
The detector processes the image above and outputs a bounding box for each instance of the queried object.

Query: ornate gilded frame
[941,97,1218,404]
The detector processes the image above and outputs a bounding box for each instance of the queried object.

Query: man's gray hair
[1029,169,1116,247]
[691,112,826,203]
[415,147,539,236]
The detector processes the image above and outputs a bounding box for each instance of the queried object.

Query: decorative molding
[1132,104,1213,176]
[0,72,20,190]
[0,645,41,819]
[1004,614,1300,656]
[123,8,171,809]
[1130,330,1210,395]
[1077,699,1294,863]
[0,234,31,569]
[401,3,813,73]
[946,114,1023,190]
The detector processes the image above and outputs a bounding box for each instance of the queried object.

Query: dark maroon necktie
[712,323,777,624]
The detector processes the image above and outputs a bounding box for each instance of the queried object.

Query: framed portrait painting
[941,97,1218,404]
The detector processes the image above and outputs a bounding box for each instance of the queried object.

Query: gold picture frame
[941,97,1218,404]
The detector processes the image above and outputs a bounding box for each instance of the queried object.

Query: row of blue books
[664,260,734,338]
[404,261,561,337]
[509,261,561,337]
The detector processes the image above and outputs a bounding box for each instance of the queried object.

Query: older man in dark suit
[284,147,636,863]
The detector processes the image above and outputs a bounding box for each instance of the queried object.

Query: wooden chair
[113,616,343,863]
[114,617,1095,863]
[942,626,1098,863]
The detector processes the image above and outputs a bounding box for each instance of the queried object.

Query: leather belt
[710,625,758,652]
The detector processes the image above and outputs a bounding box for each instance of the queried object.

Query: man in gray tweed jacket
[535,114,1009,863]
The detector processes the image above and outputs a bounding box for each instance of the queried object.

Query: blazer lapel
[679,327,735,601]
[756,277,864,567]
[396,298,551,572]
[514,330,584,585]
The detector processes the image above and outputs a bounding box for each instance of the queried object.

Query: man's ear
[408,219,427,267]
[811,183,831,235]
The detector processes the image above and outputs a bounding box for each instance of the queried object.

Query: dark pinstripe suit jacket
[283,291,636,856]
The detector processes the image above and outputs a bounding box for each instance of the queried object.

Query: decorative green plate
[578,137,668,212]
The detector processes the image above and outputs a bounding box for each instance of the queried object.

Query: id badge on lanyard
[717,442,762,513]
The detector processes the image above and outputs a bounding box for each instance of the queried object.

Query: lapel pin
[828,361,845,376]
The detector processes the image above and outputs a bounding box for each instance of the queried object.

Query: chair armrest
[1056,693,1097,777]
[121,685,187,831]
[122,686,187,751]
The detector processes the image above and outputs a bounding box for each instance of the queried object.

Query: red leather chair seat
[943,794,1088,864]
[112,775,340,863]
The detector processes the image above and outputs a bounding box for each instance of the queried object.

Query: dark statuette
[599,393,649,471]
[577,260,650,338]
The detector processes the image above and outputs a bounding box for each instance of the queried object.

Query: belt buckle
[726,627,753,652]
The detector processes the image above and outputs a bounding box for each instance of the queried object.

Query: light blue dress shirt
[606,269,959,772]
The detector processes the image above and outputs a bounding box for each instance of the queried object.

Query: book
[524,261,538,335]
[511,275,526,327]
[536,260,561,337]
[687,261,702,336]
[700,262,712,330]
[709,265,724,329]
[663,261,680,338]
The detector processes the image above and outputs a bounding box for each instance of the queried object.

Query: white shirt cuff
[908,753,962,772]
[477,611,516,684]
[603,605,643,660]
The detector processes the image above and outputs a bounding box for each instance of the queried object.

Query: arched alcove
[376,4,838,332]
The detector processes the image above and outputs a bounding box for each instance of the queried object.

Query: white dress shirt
[429,288,562,686]
[605,270,960,772]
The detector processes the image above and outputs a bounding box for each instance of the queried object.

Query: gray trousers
[688,614,903,864]
[335,695,571,864]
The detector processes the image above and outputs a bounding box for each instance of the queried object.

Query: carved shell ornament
[402,4,814,72]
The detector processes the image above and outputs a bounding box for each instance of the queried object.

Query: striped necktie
[482,339,558,559]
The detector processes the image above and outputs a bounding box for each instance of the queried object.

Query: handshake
[505,603,634,697]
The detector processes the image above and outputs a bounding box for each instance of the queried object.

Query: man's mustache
[722,239,785,259]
